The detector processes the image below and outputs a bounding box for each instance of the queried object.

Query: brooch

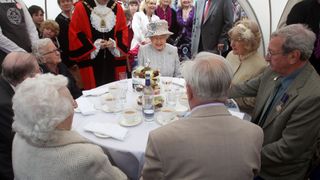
[276,93,289,112]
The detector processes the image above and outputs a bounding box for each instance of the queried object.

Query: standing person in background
[191,0,233,56]
[55,0,83,89]
[0,52,40,180]
[0,0,39,73]
[286,0,320,74]
[39,20,60,47]
[28,5,44,38]
[125,0,140,50]
[155,0,179,44]
[226,19,267,115]
[131,0,159,49]
[232,0,247,23]
[69,0,128,89]
[175,0,194,61]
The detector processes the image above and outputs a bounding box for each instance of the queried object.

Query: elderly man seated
[11,73,127,180]
[0,52,40,180]
[229,24,320,180]
[141,52,263,179]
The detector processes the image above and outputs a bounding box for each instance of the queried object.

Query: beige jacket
[227,51,267,114]
[141,105,263,180]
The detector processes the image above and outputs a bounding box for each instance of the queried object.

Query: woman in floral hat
[138,20,180,77]
[226,19,267,114]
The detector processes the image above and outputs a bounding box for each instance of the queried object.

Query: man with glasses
[0,52,40,180]
[229,24,320,180]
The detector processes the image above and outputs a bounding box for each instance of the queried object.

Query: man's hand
[100,39,115,49]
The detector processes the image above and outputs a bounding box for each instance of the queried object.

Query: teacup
[122,108,138,123]
[158,107,176,124]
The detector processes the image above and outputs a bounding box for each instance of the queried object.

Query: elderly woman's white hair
[32,38,52,63]
[182,52,233,101]
[12,73,73,145]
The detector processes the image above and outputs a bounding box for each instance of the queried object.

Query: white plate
[119,118,142,127]
[93,132,110,138]
[156,116,179,126]
[101,104,122,113]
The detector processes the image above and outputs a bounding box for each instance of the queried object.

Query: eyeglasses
[42,48,62,56]
[266,50,283,58]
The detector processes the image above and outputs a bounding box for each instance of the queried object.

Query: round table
[72,78,187,180]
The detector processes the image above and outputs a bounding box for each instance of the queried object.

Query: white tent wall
[24,0,300,56]
[24,0,78,20]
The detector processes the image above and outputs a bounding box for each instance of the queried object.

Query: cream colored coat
[226,51,267,114]
[141,105,263,180]
[12,131,127,180]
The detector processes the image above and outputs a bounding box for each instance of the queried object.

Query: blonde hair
[140,0,157,11]
[40,20,60,36]
[177,0,194,8]
[228,19,261,52]
[158,0,172,6]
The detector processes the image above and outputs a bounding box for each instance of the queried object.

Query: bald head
[1,52,40,86]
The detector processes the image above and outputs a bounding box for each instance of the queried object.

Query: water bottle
[142,71,155,122]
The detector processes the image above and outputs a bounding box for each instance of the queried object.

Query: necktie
[314,30,320,58]
[203,0,211,21]
[258,79,282,127]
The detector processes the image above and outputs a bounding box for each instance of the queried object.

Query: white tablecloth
[72,78,243,179]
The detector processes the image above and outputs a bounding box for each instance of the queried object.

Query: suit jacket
[0,76,15,180]
[191,0,233,55]
[229,63,320,180]
[12,131,127,180]
[141,105,263,180]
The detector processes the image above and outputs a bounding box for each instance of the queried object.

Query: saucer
[93,132,110,138]
[101,104,122,113]
[156,116,179,126]
[119,118,142,127]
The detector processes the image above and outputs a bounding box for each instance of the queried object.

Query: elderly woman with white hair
[32,38,82,99]
[138,20,181,77]
[226,19,267,114]
[11,73,127,180]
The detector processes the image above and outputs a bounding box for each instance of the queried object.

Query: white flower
[237,24,253,40]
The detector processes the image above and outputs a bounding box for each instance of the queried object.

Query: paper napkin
[75,97,96,115]
[83,122,128,141]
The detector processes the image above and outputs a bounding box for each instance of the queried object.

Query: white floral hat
[145,20,173,38]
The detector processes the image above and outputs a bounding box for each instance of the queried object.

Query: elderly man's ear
[288,50,301,64]
[186,84,193,101]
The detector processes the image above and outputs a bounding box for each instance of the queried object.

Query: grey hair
[182,52,233,101]
[271,24,316,61]
[12,73,73,145]
[1,52,39,86]
[32,38,52,63]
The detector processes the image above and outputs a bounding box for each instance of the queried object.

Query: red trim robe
[69,0,128,89]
